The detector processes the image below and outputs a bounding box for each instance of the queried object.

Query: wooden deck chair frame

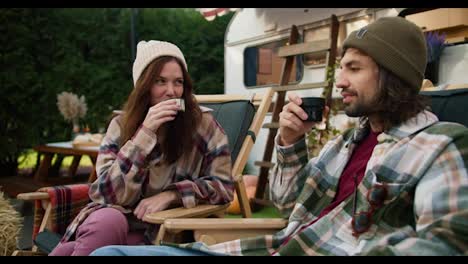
[146,88,275,244]
[157,218,288,246]
[12,88,274,254]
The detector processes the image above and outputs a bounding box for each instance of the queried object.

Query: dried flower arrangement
[57,91,87,132]
[425,31,446,63]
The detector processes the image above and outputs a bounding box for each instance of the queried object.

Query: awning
[197,8,238,21]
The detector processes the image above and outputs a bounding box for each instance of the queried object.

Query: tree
[1,8,232,176]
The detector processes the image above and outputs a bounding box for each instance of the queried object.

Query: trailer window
[244,39,303,87]
[303,16,371,66]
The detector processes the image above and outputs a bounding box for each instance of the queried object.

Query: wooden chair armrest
[195,93,266,107]
[143,204,230,224]
[157,218,287,245]
[17,192,50,201]
[163,218,288,230]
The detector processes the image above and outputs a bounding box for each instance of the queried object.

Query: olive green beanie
[342,16,427,91]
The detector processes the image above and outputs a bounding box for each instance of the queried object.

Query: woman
[49,40,234,256]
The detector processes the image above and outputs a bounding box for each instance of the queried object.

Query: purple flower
[425,31,446,63]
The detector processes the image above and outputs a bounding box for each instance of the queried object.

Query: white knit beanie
[132,40,188,85]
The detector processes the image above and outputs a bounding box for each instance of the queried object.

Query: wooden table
[33,141,99,183]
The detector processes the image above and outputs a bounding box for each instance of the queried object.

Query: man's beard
[344,96,380,117]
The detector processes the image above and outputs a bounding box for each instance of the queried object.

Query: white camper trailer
[222,8,468,174]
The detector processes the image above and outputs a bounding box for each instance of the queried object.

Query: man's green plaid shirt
[177,110,468,255]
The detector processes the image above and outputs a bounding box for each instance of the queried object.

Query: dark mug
[300,97,325,122]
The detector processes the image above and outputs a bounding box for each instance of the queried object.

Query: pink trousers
[49,207,145,256]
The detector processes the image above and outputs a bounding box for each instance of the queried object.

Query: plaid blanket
[32,184,90,240]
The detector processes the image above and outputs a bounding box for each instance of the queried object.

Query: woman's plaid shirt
[61,107,234,243]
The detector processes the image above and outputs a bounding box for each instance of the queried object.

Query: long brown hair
[120,56,202,164]
[374,66,429,131]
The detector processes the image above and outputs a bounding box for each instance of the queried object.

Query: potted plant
[307,62,345,157]
[424,31,446,84]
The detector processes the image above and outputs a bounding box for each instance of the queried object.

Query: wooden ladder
[251,15,340,211]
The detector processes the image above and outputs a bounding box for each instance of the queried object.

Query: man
[91,16,468,256]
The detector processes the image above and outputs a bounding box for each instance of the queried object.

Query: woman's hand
[142,99,180,133]
[279,92,329,146]
[133,190,182,220]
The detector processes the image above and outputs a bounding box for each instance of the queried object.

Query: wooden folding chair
[419,84,468,127]
[146,88,275,244]
[12,88,274,254]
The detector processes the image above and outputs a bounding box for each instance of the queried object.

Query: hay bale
[0,192,23,256]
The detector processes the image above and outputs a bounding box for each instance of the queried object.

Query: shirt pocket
[371,173,416,233]
[337,178,410,245]
[371,170,415,205]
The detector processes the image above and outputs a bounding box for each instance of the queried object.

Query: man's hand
[279,92,329,146]
[134,190,181,220]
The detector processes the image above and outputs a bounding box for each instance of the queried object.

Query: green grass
[226,205,282,218]
[18,149,93,169]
